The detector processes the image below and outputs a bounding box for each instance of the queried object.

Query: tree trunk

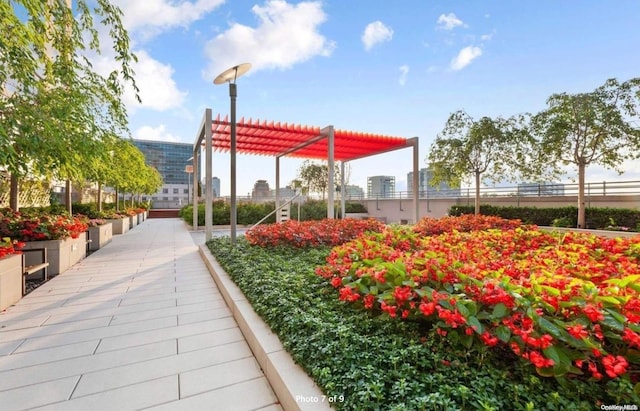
[474,171,481,215]
[577,162,586,228]
[115,188,119,211]
[97,182,103,212]
[65,180,72,215]
[9,174,19,211]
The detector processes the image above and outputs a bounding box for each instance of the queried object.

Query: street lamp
[185,157,193,205]
[214,63,251,245]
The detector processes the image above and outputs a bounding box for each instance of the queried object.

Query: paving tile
[0,340,99,371]
[0,339,23,356]
[144,377,278,411]
[179,357,264,398]
[108,300,226,326]
[0,375,79,411]
[72,341,252,397]
[95,317,236,353]
[0,315,50,332]
[31,375,178,411]
[0,339,176,391]
[0,317,112,343]
[14,315,177,353]
[177,306,231,325]
[177,327,245,353]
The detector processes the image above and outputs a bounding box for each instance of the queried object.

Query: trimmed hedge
[180,200,368,226]
[450,205,640,230]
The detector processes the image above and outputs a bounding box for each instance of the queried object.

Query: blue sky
[95,0,640,196]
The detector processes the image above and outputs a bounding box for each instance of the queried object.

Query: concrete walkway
[0,219,282,411]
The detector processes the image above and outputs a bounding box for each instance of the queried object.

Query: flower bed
[0,209,88,241]
[0,237,24,259]
[207,237,636,409]
[316,221,640,383]
[245,218,385,248]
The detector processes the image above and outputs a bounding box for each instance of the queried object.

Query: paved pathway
[0,218,281,411]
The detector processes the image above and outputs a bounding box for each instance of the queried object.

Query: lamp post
[214,63,251,245]
[185,158,193,205]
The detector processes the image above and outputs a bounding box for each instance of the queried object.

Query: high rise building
[212,177,220,198]
[252,180,271,202]
[407,168,460,198]
[131,139,199,208]
[343,185,365,200]
[367,176,395,198]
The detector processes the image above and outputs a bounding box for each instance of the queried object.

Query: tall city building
[212,177,221,198]
[252,180,271,202]
[132,139,199,208]
[407,168,460,197]
[343,185,365,200]
[367,176,395,198]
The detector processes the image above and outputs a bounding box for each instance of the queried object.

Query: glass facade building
[132,139,200,208]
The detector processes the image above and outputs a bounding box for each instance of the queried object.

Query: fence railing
[207,180,640,204]
[364,180,640,201]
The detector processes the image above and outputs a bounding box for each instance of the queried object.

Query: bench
[22,248,49,296]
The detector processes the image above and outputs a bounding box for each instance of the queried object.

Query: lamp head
[213,63,252,85]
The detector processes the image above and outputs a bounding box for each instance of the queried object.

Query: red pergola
[193,109,419,239]
[209,113,410,161]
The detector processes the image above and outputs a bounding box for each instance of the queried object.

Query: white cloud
[450,46,482,70]
[361,21,394,51]
[481,33,494,41]
[112,0,225,42]
[134,124,182,142]
[203,0,334,79]
[91,51,186,112]
[398,65,409,86]
[122,50,187,111]
[437,13,466,30]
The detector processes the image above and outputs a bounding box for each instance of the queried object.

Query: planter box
[0,254,22,311]
[137,213,144,225]
[109,217,130,235]
[87,222,113,251]
[22,233,87,277]
[129,214,138,229]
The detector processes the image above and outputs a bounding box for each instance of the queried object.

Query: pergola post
[275,156,280,222]
[340,161,346,219]
[205,108,213,241]
[192,148,199,230]
[326,126,335,219]
[410,137,419,224]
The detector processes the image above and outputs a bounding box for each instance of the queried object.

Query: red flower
[566,324,588,340]
[392,286,412,305]
[602,355,628,378]
[338,286,360,303]
[480,332,499,347]
[419,301,436,316]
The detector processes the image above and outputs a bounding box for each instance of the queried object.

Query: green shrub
[450,205,640,230]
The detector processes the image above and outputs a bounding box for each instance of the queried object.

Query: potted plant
[0,209,89,276]
[84,217,113,252]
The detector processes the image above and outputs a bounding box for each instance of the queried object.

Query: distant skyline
[93,1,640,196]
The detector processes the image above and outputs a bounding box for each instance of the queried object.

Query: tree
[296,160,349,200]
[427,110,529,215]
[0,0,138,210]
[531,77,640,228]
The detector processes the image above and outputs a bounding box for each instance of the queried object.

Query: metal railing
[365,180,640,201]
[249,192,302,230]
